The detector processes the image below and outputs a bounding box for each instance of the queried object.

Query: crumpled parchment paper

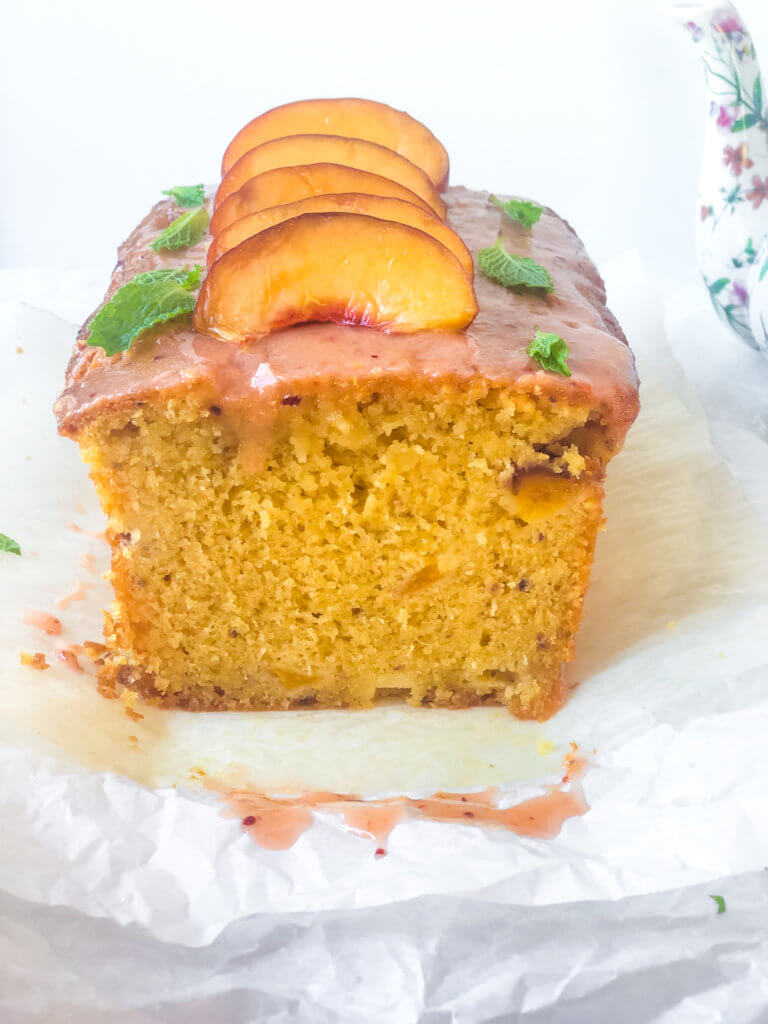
[1,253,768,1022]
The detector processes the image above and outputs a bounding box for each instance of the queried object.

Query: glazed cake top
[55,186,639,447]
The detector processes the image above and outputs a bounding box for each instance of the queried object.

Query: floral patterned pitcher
[674,2,768,351]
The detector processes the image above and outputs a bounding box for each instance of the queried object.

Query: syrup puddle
[215,748,588,851]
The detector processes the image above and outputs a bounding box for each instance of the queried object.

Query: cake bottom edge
[99,657,568,722]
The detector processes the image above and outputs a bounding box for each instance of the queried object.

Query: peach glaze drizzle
[55,188,640,457]
[66,523,109,544]
[56,647,85,674]
[56,581,94,610]
[23,611,63,636]
[216,747,588,851]
[79,552,98,574]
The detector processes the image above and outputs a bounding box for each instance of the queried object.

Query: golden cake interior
[79,382,608,719]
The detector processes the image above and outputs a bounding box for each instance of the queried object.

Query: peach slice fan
[195,212,478,342]
[222,97,450,190]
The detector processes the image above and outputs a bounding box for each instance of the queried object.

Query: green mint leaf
[527,328,571,377]
[478,237,554,292]
[754,75,763,115]
[0,532,21,555]
[731,113,759,132]
[149,207,209,253]
[760,261,768,282]
[710,894,726,914]
[85,266,202,356]
[162,184,205,208]
[489,195,543,227]
[709,277,730,295]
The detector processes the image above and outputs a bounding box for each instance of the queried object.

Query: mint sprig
[85,266,202,356]
[710,895,726,914]
[150,207,209,253]
[527,329,571,377]
[490,195,543,227]
[478,237,553,292]
[0,532,21,555]
[162,184,205,208]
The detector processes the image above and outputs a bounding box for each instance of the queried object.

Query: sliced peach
[206,193,473,277]
[221,98,449,190]
[215,134,446,218]
[195,212,477,342]
[209,164,436,235]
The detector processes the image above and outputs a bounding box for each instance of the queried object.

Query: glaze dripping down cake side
[56,186,639,719]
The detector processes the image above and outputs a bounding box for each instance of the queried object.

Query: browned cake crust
[56,187,639,449]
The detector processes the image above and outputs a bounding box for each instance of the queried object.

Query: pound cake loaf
[55,98,639,719]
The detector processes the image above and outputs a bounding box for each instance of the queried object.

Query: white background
[3,4,768,1019]
[1,0,765,293]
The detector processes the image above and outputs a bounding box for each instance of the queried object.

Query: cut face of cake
[55,103,638,720]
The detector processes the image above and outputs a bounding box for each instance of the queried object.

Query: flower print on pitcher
[748,234,768,347]
[674,2,768,351]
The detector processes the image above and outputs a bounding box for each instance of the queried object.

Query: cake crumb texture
[80,385,607,718]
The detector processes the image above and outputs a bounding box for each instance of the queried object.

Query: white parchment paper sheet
[1,254,768,1021]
